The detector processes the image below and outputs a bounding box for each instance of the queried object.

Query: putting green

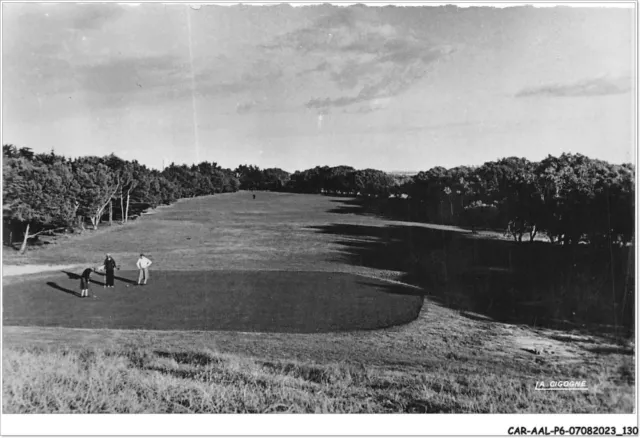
[3,270,424,333]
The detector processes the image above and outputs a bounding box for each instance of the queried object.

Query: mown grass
[4,271,423,332]
[3,345,634,414]
[2,193,405,276]
[3,192,636,413]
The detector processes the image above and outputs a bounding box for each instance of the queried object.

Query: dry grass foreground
[2,191,635,413]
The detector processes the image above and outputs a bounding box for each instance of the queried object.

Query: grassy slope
[2,192,635,413]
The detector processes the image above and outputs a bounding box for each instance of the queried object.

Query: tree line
[2,145,240,252]
[3,144,635,253]
[237,156,634,247]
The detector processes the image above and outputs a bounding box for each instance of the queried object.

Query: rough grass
[3,344,633,414]
[3,191,636,413]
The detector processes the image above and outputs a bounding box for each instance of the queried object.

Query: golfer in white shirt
[136,253,153,286]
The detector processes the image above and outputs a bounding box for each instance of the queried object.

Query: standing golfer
[80,267,93,297]
[103,253,117,288]
[136,253,152,286]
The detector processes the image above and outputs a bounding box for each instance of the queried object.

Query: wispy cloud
[235,98,275,115]
[236,100,259,114]
[265,7,456,112]
[516,76,633,98]
[306,46,451,110]
[6,4,124,33]
[79,55,187,94]
[297,61,331,77]
[344,97,392,114]
[194,61,284,98]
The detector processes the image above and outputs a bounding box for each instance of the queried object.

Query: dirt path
[2,264,83,277]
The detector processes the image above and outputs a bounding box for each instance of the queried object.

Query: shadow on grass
[92,271,138,285]
[46,281,79,297]
[309,220,635,337]
[328,197,426,223]
[6,270,423,333]
[588,346,634,356]
[548,334,597,344]
[62,270,105,287]
[154,351,223,367]
[62,271,81,280]
[67,270,137,286]
[356,280,426,297]
[328,198,372,216]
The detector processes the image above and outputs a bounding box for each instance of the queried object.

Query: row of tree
[234,156,634,247]
[407,155,634,246]
[3,144,635,253]
[2,145,241,252]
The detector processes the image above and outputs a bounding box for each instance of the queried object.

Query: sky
[2,3,636,172]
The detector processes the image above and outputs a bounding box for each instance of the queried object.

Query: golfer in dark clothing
[80,268,93,297]
[104,254,117,288]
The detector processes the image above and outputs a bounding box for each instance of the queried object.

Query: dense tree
[325,166,356,195]
[477,157,539,241]
[235,165,264,191]
[3,157,79,252]
[2,145,246,251]
[262,168,291,191]
[353,169,395,198]
[72,159,120,230]
[2,143,634,254]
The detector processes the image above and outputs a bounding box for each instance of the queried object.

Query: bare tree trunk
[125,189,131,223]
[91,185,121,231]
[19,223,30,254]
[71,201,79,219]
[120,191,125,223]
[109,200,113,226]
[529,224,537,242]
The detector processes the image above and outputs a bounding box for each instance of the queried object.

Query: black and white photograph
[1,0,637,435]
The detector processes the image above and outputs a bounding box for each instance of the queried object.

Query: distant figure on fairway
[103,254,117,288]
[80,267,93,297]
[136,253,153,286]
[253,194,256,200]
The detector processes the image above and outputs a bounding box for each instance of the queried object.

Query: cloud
[5,4,124,32]
[236,100,258,114]
[235,98,270,114]
[79,55,187,94]
[194,62,284,98]
[516,76,633,98]
[298,61,331,76]
[306,45,452,110]
[264,7,456,111]
[345,97,392,114]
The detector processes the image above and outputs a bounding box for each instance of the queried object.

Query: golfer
[103,253,117,288]
[136,253,152,286]
[80,267,93,298]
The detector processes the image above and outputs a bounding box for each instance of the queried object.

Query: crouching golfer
[137,253,152,286]
[80,267,93,298]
